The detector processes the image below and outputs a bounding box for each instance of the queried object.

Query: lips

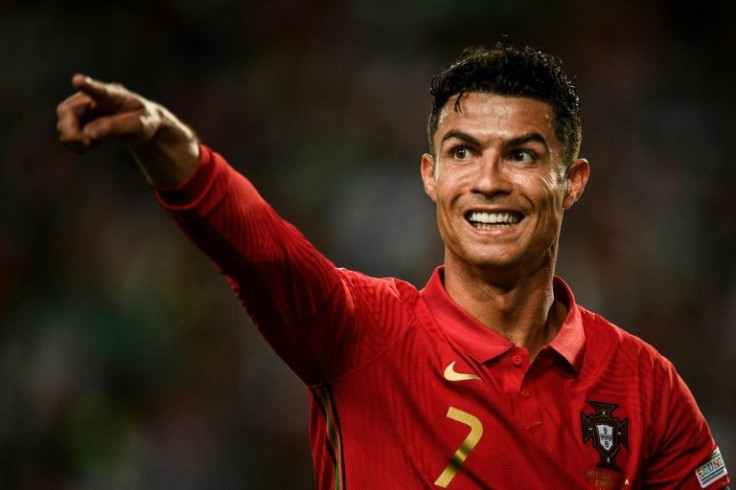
[465,210,524,229]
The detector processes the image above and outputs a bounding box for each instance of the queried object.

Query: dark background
[1,0,734,487]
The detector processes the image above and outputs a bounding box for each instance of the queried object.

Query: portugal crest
[581,402,629,472]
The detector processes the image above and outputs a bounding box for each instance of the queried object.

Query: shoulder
[577,305,675,381]
[334,268,421,327]
[576,306,725,487]
[579,306,659,356]
[337,268,421,304]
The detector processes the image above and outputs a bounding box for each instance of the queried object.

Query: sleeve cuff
[155,143,217,209]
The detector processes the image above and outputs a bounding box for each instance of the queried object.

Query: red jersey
[157,145,730,489]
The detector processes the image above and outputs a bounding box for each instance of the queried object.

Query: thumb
[82,107,159,146]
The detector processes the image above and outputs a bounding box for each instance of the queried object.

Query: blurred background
[1,0,734,487]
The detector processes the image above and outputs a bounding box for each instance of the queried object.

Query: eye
[508,149,536,164]
[452,146,472,161]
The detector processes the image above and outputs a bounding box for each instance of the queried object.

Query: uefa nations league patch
[695,447,728,488]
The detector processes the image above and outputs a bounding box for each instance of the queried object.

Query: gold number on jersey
[434,407,484,488]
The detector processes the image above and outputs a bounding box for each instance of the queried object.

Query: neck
[443,261,564,359]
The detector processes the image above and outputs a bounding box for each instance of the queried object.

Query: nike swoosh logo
[443,361,481,382]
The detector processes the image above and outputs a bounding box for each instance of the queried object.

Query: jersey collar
[420,266,585,372]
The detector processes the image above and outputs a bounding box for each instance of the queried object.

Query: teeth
[467,212,521,226]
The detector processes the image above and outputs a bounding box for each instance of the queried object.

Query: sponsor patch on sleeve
[695,447,728,488]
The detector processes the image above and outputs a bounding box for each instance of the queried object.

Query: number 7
[434,407,484,488]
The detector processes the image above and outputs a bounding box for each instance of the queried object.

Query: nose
[472,152,511,197]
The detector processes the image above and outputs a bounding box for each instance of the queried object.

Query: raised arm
[56,74,199,186]
[55,74,410,385]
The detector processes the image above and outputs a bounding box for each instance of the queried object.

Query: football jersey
[156,145,730,489]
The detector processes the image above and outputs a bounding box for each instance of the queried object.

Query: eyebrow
[439,130,551,153]
[505,133,550,152]
[439,130,481,148]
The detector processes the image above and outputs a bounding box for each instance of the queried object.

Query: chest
[330,329,649,489]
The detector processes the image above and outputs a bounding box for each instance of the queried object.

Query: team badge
[581,401,629,472]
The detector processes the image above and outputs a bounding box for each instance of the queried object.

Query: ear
[562,158,590,209]
[420,153,438,202]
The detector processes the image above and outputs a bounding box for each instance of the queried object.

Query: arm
[56,75,343,381]
[56,74,199,186]
[644,360,730,489]
[56,76,407,385]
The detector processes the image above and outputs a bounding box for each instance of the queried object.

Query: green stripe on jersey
[313,385,344,490]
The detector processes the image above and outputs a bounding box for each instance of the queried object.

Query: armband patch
[696,447,728,488]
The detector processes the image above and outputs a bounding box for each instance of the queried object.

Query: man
[57,43,730,489]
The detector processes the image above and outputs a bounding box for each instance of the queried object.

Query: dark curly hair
[428,42,582,166]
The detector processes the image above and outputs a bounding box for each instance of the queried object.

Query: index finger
[71,74,128,112]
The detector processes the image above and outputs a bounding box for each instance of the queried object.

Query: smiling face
[421,92,589,281]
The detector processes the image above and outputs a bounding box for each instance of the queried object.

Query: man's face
[421,92,589,278]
